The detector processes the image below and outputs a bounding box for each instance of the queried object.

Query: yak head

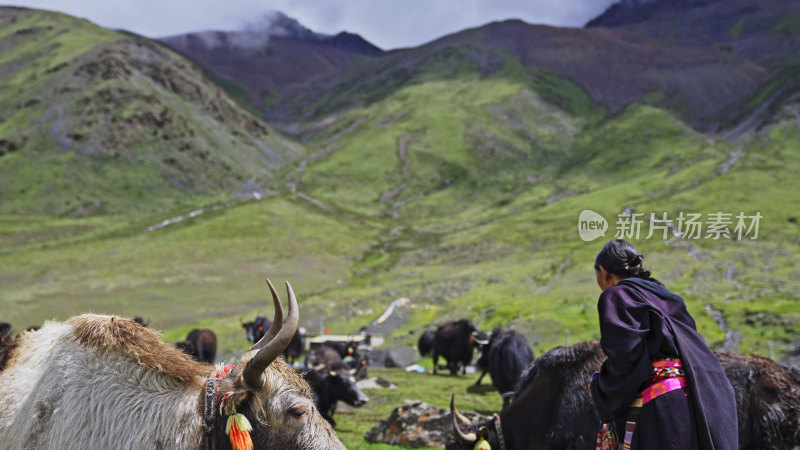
[220,280,345,450]
[241,316,270,344]
[446,395,499,450]
[326,361,369,407]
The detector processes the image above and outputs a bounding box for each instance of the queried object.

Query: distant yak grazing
[431,319,485,375]
[472,327,535,408]
[243,316,303,364]
[175,328,217,364]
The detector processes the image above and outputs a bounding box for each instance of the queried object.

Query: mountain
[588,0,800,68]
[160,8,798,129]
[585,0,800,131]
[587,0,726,28]
[266,19,766,127]
[159,12,383,115]
[0,7,304,215]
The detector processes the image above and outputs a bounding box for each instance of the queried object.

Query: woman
[589,239,737,450]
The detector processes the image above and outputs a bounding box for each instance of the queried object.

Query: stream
[145,192,263,232]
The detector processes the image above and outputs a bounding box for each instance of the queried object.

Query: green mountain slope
[0,7,305,215]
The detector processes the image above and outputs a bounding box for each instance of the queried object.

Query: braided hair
[594,239,651,279]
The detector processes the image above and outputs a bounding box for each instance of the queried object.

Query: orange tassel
[225,399,253,450]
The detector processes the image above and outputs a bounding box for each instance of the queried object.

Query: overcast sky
[7,0,617,50]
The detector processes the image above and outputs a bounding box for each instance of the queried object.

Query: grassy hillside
[2,65,797,360]
[0,7,305,216]
[267,29,799,357]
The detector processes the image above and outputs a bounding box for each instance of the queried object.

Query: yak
[347,353,369,381]
[418,330,435,357]
[0,323,13,371]
[0,279,346,450]
[320,340,362,360]
[472,327,535,408]
[301,360,369,427]
[176,328,217,364]
[283,327,305,364]
[432,319,483,375]
[244,316,303,363]
[305,343,345,370]
[448,340,800,450]
[242,316,271,343]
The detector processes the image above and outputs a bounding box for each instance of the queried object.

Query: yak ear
[222,390,251,416]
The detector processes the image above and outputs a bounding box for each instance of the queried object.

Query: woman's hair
[594,239,651,279]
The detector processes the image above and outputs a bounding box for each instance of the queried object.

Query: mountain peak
[160,11,381,55]
[322,31,383,55]
[242,11,318,41]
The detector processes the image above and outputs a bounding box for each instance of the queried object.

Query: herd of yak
[2,309,800,449]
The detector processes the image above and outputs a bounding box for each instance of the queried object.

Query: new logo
[578,210,608,242]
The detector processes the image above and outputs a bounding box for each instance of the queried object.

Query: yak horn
[454,407,472,427]
[242,280,299,389]
[470,331,489,346]
[450,394,477,443]
[251,279,284,351]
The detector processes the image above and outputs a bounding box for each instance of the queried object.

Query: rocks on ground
[368,347,416,368]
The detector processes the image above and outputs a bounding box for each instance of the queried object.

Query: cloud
[7,0,617,49]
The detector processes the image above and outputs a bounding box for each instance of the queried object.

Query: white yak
[0,280,346,450]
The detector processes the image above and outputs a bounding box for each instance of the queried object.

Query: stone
[368,347,415,368]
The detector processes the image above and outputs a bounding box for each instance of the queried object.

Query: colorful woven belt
[635,358,687,406]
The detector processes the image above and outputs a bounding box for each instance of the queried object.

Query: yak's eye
[289,404,308,419]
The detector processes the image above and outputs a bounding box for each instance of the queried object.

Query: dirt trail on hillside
[379,132,415,217]
[541,254,573,295]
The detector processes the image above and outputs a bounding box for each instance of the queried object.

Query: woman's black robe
[589,278,738,450]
